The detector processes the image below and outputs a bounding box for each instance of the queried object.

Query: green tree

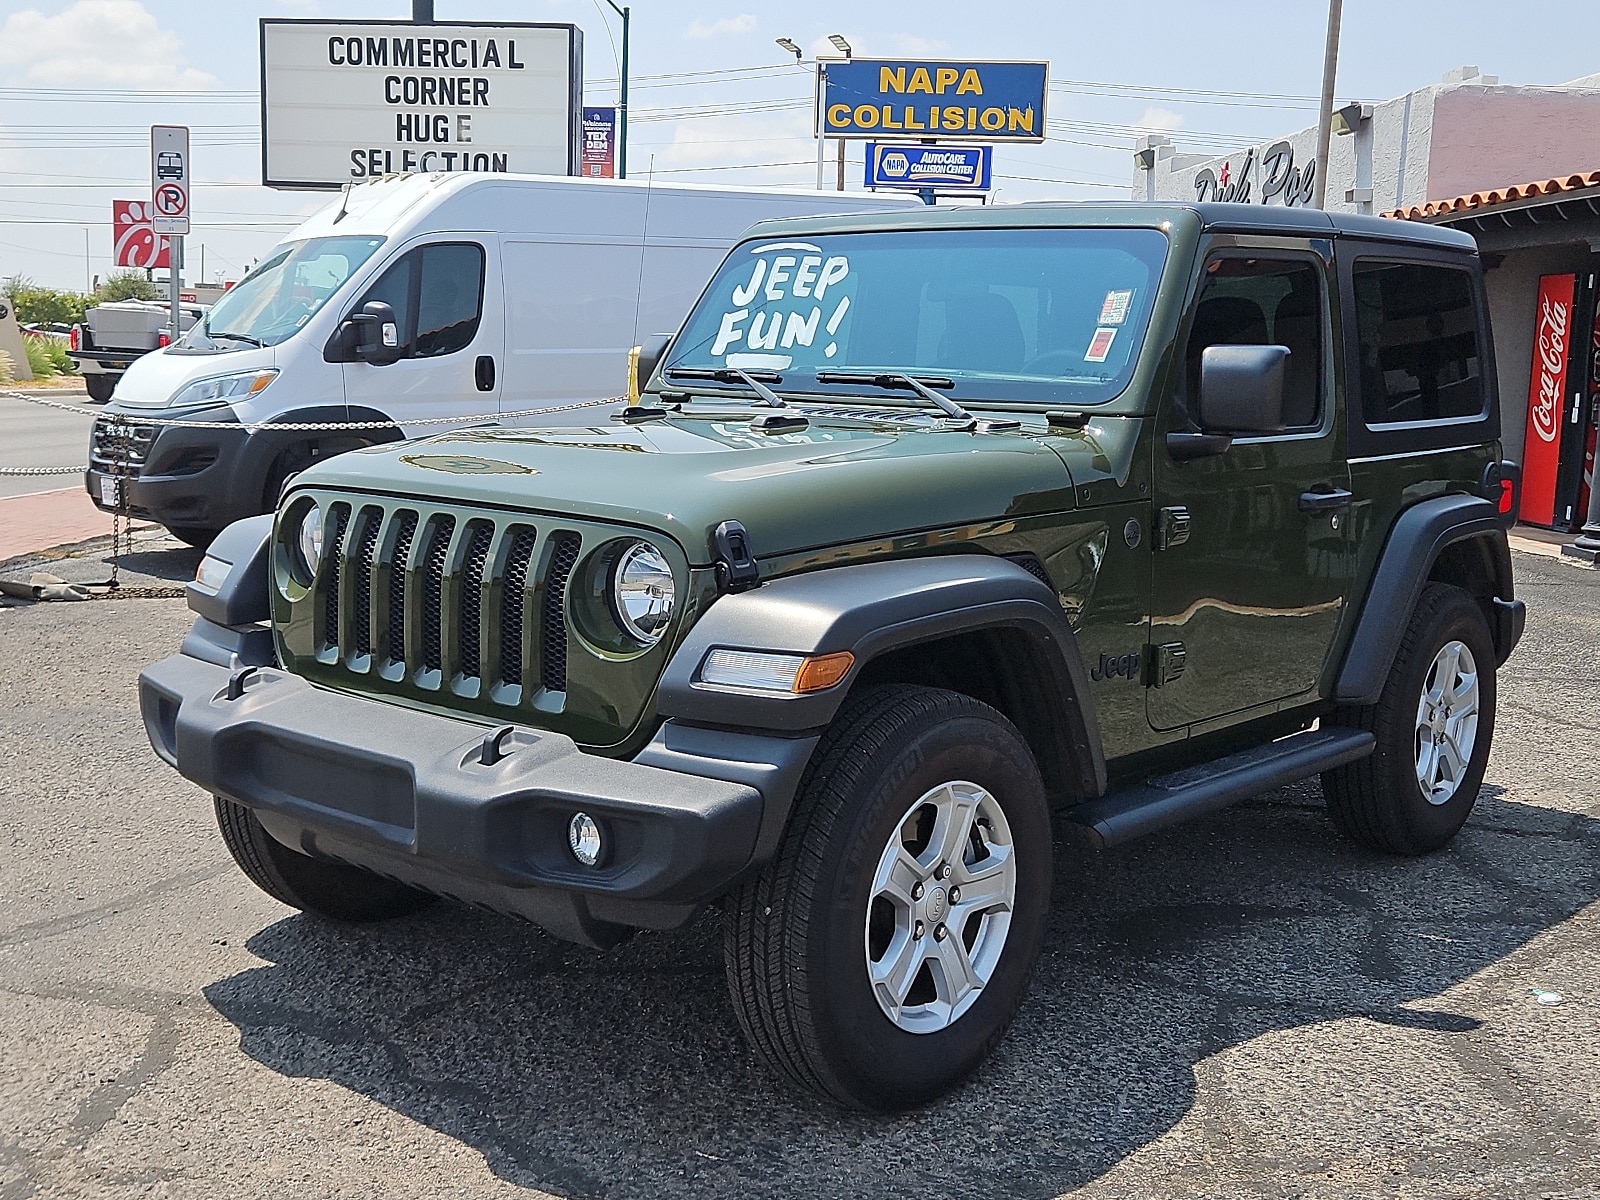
[1,275,88,326]
[94,269,160,304]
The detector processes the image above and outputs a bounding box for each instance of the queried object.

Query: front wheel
[724,685,1052,1110]
[1322,583,1497,855]
[214,797,437,922]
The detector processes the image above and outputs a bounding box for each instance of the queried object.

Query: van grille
[89,419,157,472]
[312,506,579,701]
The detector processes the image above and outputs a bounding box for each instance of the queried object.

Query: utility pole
[604,2,630,179]
[1312,0,1344,209]
[837,139,845,191]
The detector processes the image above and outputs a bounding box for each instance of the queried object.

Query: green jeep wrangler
[140,202,1525,1111]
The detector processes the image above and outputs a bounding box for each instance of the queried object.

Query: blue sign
[822,59,1047,143]
[865,143,992,191]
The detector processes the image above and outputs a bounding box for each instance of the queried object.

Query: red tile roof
[1384,169,1600,220]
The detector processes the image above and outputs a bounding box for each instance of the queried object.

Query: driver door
[340,239,502,434]
[1147,243,1353,731]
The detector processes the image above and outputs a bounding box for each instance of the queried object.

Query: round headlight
[296,504,324,578]
[611,541,675,644]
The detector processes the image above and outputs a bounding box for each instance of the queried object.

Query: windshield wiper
[663,366,786,406]
[206,329,264,347]
[815,371,1021,431]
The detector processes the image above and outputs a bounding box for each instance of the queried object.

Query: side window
[1353,260,1483,426]
[351,242,484,359]
[414,243,485,358]
[1186,256,1326,429]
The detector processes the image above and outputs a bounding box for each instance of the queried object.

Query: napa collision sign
[821,59,1047,142]
[260,19,583,190]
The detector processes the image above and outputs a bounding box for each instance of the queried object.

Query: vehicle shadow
[203,779,1599,1199]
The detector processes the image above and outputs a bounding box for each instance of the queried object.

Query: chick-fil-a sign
[1521,272,1576,526]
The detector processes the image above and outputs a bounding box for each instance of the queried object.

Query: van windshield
[186,235,385,349]
[662,226,1170,407]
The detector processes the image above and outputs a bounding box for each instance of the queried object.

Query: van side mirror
[326,301,403,366]
[1197,344,1288,434]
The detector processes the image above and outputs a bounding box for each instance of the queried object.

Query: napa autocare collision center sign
[821,59,1047,142]
[260,19,583,189]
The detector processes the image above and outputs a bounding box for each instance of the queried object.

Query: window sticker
[1098,289,1134,326]
[1085,327,1117,363]
[709,243,855,370]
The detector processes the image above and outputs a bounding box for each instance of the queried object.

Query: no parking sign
[150,125,190,235]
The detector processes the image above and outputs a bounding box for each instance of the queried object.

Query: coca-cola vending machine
[1520,269,1599,529]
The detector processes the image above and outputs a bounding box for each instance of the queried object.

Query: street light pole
[1312,0,1344,209]
[412,0,432,22]
[604,1,630,179]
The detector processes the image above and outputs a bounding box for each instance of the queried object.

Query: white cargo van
[88,172,914,545]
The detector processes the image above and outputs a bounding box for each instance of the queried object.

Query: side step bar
[1061,726,1375,849]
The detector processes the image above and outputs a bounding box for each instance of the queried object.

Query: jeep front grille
[313,505,580,701]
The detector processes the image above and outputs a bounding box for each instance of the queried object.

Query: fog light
[568,812,604,867]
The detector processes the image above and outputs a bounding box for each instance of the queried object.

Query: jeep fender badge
[1123,519,1142,549]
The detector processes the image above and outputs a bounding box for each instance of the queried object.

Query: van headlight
[168,369,278,409]
[610,541,675,643]
[295,504,324,578]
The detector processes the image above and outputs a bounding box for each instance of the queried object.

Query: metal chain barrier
[0,387,623,600]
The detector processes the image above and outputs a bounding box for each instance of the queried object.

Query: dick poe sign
[821,59,1047,142]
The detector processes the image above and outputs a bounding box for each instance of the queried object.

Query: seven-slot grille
[313,503,580,697]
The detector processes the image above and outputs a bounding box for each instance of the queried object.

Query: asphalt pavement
[0,386,98,499]
[0,546,1597,1199]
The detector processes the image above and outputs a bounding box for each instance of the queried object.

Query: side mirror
[329,301,403,366]
[629,333,672,401]
[1197,344,1288,434]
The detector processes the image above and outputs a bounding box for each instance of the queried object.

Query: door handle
[474,355,495,392]
[1298,488,1353,514]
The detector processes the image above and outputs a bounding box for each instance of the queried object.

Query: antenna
[630,153,656,342]
[332,181,353,224]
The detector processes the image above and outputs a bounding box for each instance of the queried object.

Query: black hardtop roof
[740,200,1477,252]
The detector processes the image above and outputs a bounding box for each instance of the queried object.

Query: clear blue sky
[2,0,1597,291]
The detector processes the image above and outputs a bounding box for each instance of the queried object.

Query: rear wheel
[83,374,115,403]
[214,796,437,922]
[724,685,1052,1110]
[1322,583,1497,855]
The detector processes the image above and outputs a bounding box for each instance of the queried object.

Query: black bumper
[86,407,261,531]
[138,651,804,947]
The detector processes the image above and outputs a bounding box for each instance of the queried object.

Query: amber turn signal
[794,651,854,693]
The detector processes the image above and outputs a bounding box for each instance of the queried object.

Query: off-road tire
[1322,583,1497,855]
[214,796,437,922]
[723,685,1052,1110]
[84,374,115,403]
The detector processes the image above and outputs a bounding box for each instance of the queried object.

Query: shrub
[22,334,61,378]
[2,274,89,326]
[94,269,160,304]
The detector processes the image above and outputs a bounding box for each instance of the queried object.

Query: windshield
[663,226,1169,407]
[185,235,386,349]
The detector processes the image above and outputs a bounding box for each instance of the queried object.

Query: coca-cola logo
[1531,293,1568,444]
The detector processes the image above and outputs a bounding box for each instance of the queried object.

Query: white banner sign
[260,19,582,190]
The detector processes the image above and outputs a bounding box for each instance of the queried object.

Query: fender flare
[1334,493,1516,706]
[240,405,405,505]
[657,555,1107,800]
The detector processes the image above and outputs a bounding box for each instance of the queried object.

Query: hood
[293,412,1106,563]
[107,344,276,410]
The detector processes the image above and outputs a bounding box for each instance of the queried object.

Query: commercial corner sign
[113,200,171,269]
[865,143,991,191]
[260,19,583,190]
[821,59,1047,142]
[150,125,190,235]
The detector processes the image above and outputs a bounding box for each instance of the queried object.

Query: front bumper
[85,407,256,531]
[139,650,809,947]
